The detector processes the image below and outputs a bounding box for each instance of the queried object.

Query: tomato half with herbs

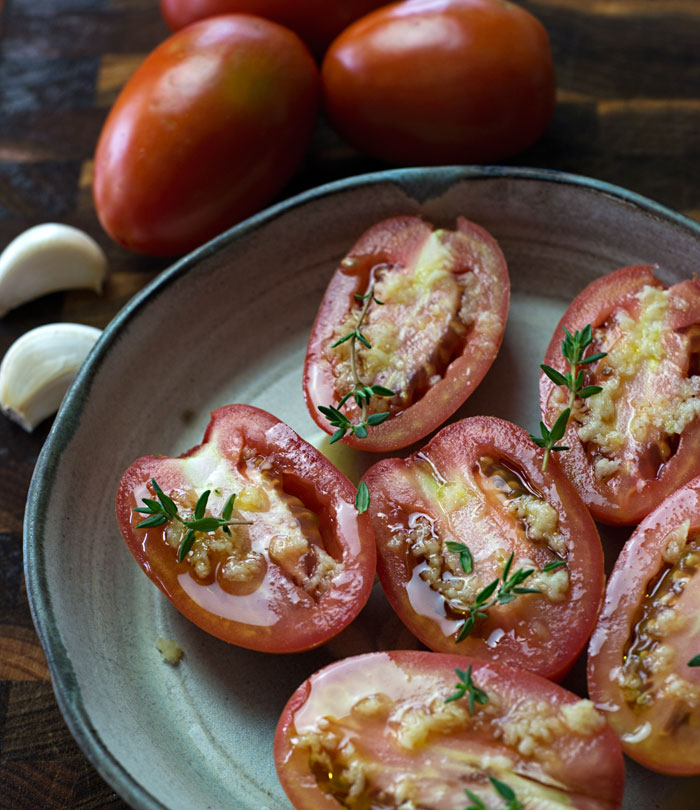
[115,404,376,653]
[588,475,700,774]
[275,651,625,810]
[321,0,556,165]
[93,15,319,256]
[303,216,509,452]
[540,265,700,526]
[159,0,390,58]
[361,416,604,680]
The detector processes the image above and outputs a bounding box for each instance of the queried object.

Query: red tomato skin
[275,651,625,810]
[159,0,390,57]
[588,476,700,774]
[115,404,376,653]
[94,16,319,256]
[540,265,700,526]
[321,0,556,165]
[303,215,510,452]
[361,416,605,681]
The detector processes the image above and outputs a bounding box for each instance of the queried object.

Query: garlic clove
[0,223,108,317]
[0,322,102,431]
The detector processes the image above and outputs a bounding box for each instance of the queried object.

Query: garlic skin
[0,323,102,431]
[0,223,107,317]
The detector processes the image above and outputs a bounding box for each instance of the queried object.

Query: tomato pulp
[540,265,700,525]
[275,651,625,809]
[303,216,510,452]
[361,416,605,681]
[115,404,376,653]
[94,15,319,256]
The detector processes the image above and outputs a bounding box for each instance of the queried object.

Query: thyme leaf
[355,481,370,513]
[464,778,522,810]
[445,664,489,715]
[688,654,700,667]
[446,541,473,574]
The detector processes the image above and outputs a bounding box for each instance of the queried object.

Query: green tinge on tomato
[94,15,320,256]
[321,0,556,165]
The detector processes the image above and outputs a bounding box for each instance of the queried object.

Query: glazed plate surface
[25,167,700,809]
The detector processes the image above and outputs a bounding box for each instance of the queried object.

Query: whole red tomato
[159,0,390,57]
[322,0,556,165]
[93,15,319,256]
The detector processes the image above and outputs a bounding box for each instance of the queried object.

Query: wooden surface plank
[1,0,699,807]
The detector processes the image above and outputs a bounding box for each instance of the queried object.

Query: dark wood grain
[1,0,699,807]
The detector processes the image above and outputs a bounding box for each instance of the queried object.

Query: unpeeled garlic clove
[0,322,102,431]
[0,223,107,317]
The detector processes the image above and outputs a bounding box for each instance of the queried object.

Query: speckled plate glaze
[25,167,700,809]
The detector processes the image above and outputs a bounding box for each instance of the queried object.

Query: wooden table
[1,0,699,806]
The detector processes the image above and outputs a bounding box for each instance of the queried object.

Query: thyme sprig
[455,553,541,642]
[445,664,489,715]
[135,478,252,562]
[531,324,608,471]
[319,283,395,443]
[465,777,522,810]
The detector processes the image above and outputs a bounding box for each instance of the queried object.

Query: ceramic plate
[25,167,700,809]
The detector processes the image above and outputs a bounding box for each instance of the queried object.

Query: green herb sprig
[445,665,489,715]
[531,324,607,471]
[455,553,542,642]
[319,283,395,443]
[135,478,252,562]
[688,655,700,667]
[465,777,522,810]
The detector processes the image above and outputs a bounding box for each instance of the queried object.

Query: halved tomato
[115,404,376,653]
[303,216,509,452]
[274,651,625,809]
[540,265,700,525]
[361,416,604,681]
[588,475,700,775]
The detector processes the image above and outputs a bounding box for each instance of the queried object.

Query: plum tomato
[274,651,625,809]
[588,475,700,774]
[361,416,605,681]
[115,404,376,653]
[321,0,556,165]
[159,0,390,58]
[540,265,700,525]
[93,15,319,256]
[303,216,510,452]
